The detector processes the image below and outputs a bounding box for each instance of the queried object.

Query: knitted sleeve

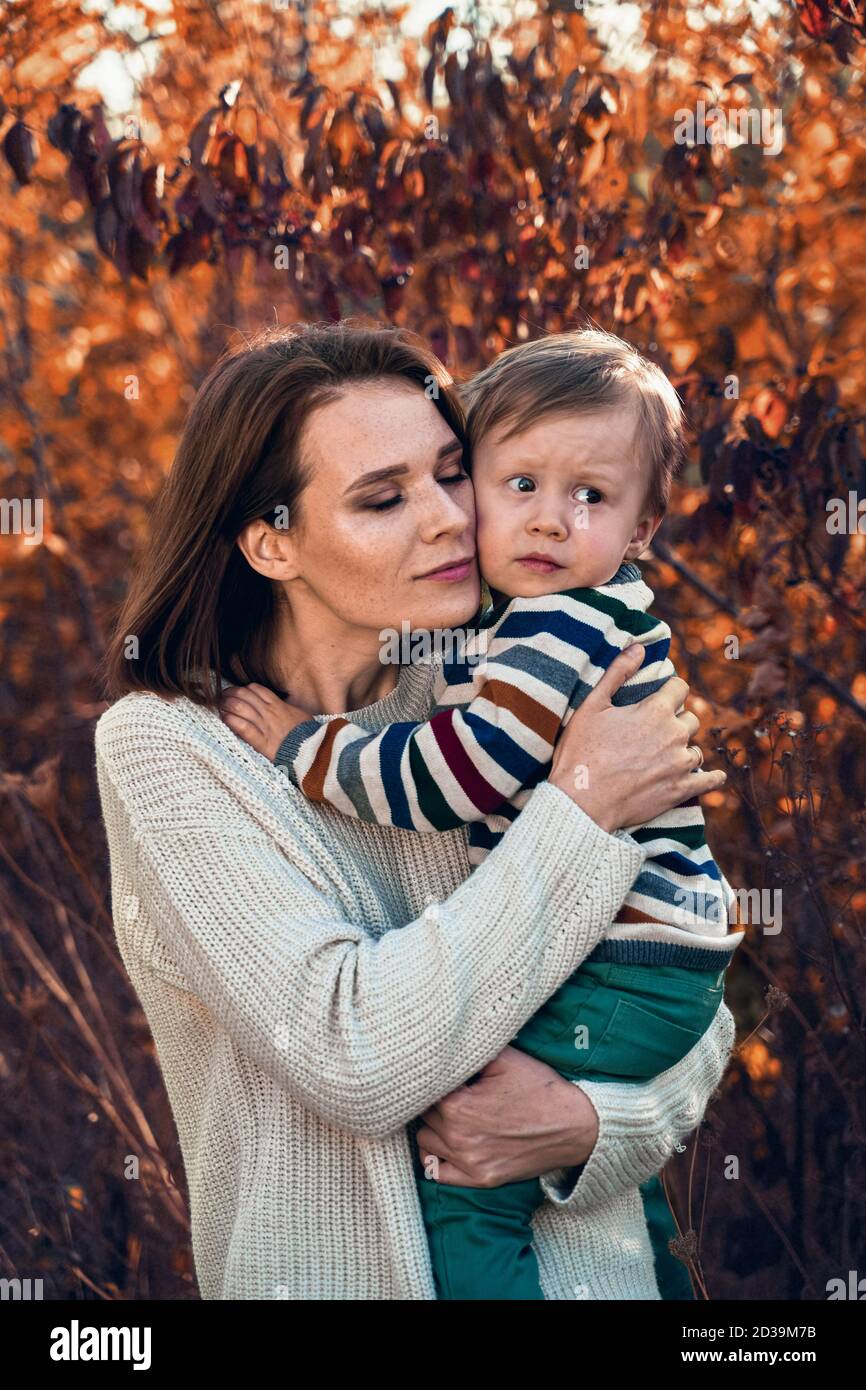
[539,1001,736,1211]
[95,701,647,1139]
[272,589,638,833]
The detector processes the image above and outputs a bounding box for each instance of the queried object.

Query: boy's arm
[271,594,641,832]
[622,799,740,934]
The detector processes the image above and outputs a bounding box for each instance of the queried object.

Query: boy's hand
[219,683,311,761]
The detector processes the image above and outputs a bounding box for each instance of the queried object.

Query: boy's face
[471,402,663,604]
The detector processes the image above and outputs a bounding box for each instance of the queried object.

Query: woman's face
[286,379,481,636]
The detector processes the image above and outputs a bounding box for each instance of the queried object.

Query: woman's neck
[266,597,400,717]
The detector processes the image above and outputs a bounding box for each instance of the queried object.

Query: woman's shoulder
[93,689,345,875]
[93,688,278,840]
[96,688,196,734]
[94,689,218,771]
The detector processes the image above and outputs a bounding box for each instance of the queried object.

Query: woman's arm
[95,697,647,1141]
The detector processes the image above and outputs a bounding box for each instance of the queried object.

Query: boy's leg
[411,1139,545,1300]
[512,960,722,1300]
[411,969,634,1301]
[516,960,725,1080]
[411,974,626,1301]
[411,963,723,1300]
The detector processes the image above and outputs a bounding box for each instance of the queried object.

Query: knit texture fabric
[94,656,736,1300]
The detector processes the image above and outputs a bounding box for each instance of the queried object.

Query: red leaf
[796,0,832,37]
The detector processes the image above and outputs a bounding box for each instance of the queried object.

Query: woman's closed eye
[366,470,470,511]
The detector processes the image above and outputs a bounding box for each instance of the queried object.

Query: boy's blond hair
[461,329,688,520]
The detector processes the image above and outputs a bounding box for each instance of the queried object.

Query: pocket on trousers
[581,997,705,1078]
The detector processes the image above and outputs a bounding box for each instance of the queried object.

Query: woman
[95,322,734,1300]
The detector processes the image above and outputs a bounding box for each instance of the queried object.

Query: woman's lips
[418,559,473,581]
[517,557,563,574]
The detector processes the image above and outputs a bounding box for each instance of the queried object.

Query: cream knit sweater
[94,655,736,1300]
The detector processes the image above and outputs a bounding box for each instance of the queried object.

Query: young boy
[221,329,744,1300]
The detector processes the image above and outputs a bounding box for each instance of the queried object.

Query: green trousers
[416,959,725,1300]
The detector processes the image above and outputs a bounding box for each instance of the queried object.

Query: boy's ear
[624,511,664,561]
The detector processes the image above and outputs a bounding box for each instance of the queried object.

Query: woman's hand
[219,683,310,761]
[415,1046,599,1186]
[548,643,726,833]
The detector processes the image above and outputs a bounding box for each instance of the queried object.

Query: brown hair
[460,328,688,519]
[100,321,466,709]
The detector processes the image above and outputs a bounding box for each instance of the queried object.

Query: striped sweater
[275,561,745,971]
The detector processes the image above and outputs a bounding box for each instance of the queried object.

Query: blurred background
[1,0,864,1299]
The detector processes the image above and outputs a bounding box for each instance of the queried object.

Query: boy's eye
[506,475,536,494]
[574,486,603,504]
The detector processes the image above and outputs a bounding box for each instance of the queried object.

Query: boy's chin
[489,578,560,604]
[489,557,628,602]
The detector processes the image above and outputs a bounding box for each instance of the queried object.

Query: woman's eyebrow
[343,442,464,496]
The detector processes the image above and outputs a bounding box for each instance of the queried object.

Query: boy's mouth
[516,552,564,573]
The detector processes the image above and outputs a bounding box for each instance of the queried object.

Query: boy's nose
[528,511,569,539]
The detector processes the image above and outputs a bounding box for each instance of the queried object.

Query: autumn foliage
[1,0,865,1299]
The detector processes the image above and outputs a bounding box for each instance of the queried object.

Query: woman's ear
[236,518,300,581]
[624,511,664,561]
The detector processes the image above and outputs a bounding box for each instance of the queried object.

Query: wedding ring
[692,745,704,769]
